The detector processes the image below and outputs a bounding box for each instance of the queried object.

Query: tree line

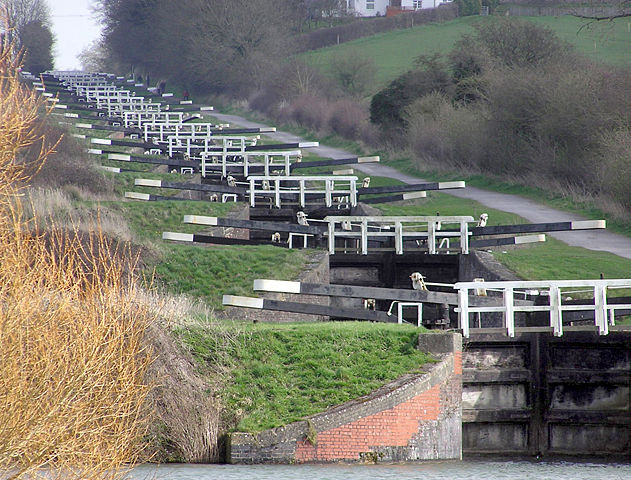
[92,0,356,94]
[2,0,54,73]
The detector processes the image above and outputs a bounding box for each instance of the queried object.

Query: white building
[346,0,390,17]
[346,0,443,16]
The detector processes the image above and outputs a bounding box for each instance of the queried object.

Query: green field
[299,15,631,94]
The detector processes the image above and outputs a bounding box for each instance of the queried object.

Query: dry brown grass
[0,39,156,480]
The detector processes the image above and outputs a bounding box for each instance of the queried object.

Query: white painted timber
[71,134,86,139]
[515,234,546,245]
[125,192,150,200]
[222,295,264,309]
[91,138,112,145]
[572,220,607,230]
[298,142,319,148]
[135,179,162,187]
[357,156,380,163]
[438,181,466,189]
[87,149,102,155]
[109,153,131,161]
[100,166,121,173]
[75,123,93,129]
[253,279,301,294]
[402,192,428,200]
[455,279,631,338]
[162,232,194,242]
[183,215,218,226]
[333,169,355,175]
[64,113,80,118]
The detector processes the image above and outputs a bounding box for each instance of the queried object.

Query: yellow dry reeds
[0,37,155,480]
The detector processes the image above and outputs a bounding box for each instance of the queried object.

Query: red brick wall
[295,383,444,462]
[454,350,462,375]
[229,333,462,464]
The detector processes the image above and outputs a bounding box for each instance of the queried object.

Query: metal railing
[324,215,473,255]
[454,279,631,338]
[248,175,358,208]
[201,150,300,178]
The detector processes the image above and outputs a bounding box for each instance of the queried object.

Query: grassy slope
[100,196,311,309]
[178,322,432,432]
[299,15,631,94]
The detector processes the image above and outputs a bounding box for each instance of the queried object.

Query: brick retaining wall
[228,332,462,464]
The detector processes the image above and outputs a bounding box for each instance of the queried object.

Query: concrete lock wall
[463,331,631,457]
[228,332,463,464]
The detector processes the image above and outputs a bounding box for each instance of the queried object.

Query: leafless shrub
[278,94,332,132]
[0,37,156,480]
[328,99,369,139]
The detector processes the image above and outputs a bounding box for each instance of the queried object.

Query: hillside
[299,15,631,94]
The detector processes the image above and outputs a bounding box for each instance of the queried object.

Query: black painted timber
[360,193,425,204]
[358,182,450,195]
[110,155,201,170]
[470,236,538,248]
[188,234,287,247]
[151,180,247,195]
[291,157,370,170]
[258,299,394,323]
[171,142,314,153]
[258,281,531,307]
[473,222,594,236]
[204,218,325,235]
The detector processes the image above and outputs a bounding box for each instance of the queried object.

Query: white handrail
[454,279,631,338]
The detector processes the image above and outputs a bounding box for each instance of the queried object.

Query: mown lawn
[177,321,433,432]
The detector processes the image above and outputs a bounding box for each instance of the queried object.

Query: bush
[278,94,332,132]
[329,99,369,139]
[455,0,481,16]
[370,56,453,130]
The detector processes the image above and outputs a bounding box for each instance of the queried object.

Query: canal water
[130,459,631,480]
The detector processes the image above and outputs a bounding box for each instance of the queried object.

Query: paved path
[213,113,631,260]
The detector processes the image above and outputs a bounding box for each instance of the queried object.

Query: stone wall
[228,332,462,464]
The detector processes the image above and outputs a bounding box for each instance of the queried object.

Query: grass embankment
[98,198,311,310]
[177,322,432,432]
[299,15,631,94]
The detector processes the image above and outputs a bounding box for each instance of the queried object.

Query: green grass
[152,245,311,310]
[97,199,313,308]
[105,200,235,241]
[177,322,433,432]
[298,15,631,94]
[494,237,631,280]
[526,15,631,66]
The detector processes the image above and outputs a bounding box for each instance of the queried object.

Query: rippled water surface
[130,460,631,480]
